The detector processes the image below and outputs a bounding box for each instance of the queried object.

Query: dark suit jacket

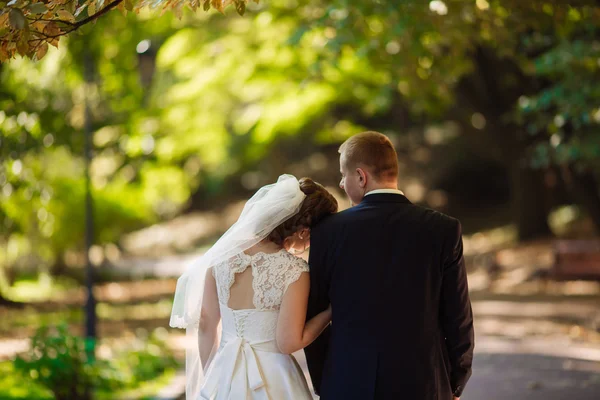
[304,193,474,400]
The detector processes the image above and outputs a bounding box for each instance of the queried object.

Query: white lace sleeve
[283,257,310,294]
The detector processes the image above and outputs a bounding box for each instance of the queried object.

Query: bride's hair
[268,178,338,245]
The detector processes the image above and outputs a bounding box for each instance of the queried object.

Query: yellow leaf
[88,1,96,15]
[44,21,61,36]
[173,5,182,19]
[0,41,9,61]
[43,21,62,47]
[211,0,224,13]
[117,2,127,16]
[16,38,29,56]
[36,42,49,60]
[57,10,76,23]
[0,13,9,28]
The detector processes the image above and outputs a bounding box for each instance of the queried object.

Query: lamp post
[83,48,97,362]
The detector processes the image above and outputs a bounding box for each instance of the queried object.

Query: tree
[0,0,254,62]
[290,0,600,239]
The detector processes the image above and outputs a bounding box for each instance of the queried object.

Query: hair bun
[267,177,338,245]
[299,177,318,195]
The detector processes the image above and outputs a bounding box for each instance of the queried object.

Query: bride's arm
[198,267,221,369]
[276,272,332,354]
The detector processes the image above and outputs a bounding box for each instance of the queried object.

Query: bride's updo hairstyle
[268,178,338,246]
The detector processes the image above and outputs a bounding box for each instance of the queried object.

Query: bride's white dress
[199,249,313,400]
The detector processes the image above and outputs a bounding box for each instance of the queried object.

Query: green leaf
[203,0,210,12]
[125,0,134,12]
[26,3,48,14]
[8,8,25,30]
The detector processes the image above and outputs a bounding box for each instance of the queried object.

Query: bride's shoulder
[281,251,309,271]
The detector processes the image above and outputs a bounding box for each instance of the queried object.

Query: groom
[305,131,474,399]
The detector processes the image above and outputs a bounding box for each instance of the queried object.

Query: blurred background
[1,0,599,399]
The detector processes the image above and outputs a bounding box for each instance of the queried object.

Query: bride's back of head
[268,178,338,245]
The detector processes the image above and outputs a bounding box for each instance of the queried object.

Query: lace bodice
[212,249,309,311]
[201,250,314,400]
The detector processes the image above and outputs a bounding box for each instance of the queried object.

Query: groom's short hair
[339,131,399,181]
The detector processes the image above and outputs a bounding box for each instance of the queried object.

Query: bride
[170,174,338,399]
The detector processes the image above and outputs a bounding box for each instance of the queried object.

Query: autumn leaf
[0,43,9,62]
[32,20,49,32]
[0,0,254,62]
[8,8,26,30]
[211,0,224,13]
[57,10,76,23]
[235,0,245,16]
[27,3,49,15]
[35,41,49,60]
[88,0,97,16]
[43,21,62,47]
[16,34,29,56]
[0,13,9,29]
[117,2,127,16]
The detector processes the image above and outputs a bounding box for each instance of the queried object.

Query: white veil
[169,174,306,399]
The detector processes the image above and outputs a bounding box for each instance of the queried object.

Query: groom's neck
[365,181,399,192]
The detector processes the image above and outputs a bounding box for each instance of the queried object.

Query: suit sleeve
[440,219,474,398]
[303,224,331,395]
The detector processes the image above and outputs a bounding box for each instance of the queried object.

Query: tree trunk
[509,163,553,240]
[562,165,600,233]
[453,46,555,241]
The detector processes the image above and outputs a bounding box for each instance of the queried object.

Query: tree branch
[69,0,124,32]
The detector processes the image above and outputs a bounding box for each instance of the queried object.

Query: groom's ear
[356,167,368,188]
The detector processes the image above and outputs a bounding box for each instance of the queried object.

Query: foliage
[0,1,386,276]
[0,361,53,399]
[11,323,179,400]
[0,0,256,62]
[111,330,179,386]
[292,0,600,169]
[13,324,119,400]
[0,12,182,274]
[1,0,600,270]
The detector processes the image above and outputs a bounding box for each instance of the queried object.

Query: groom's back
[306,193,474,400]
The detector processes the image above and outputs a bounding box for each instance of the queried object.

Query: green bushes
[8,324,179,400]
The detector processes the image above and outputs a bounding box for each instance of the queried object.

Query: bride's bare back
[227,244,287,310]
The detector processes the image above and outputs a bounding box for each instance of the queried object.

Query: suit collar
[358,193,412,205]
[364,188,405,197]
